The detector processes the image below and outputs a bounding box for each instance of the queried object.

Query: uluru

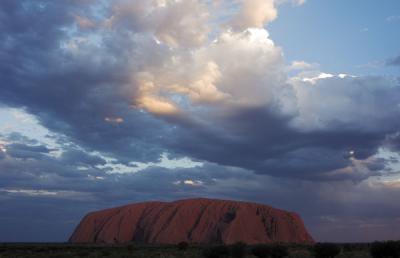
[69,198,313,245]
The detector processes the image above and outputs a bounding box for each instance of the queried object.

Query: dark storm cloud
[0,131,399,242]
[0,137,226,201]
[0,134,107,189]
[163,106,392,181]
[60,149,107,167]
[385,132,400,151]
[6,143,51,160]
[0,133,205,200]
[0,0,170,164]
[1,0,399,182]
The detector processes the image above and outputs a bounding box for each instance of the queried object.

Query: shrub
[203,245,230,258]
[76,250,91,257]
[126,243,135,251]
[101,249,112,256]
[230,242,247,258]
[252,244,272,258]
[342,243,367,253]
[313,243,341,258]
[289,249,312,258]
[370,241,400,258]
[342,243,356,252]
[270,245,289,258]
[252,244,289,258]
[177,241,189,251]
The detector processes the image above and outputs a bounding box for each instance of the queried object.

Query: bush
[203,245,230,258]
[252,244,271,258]
[270,245,289,258]
[252,244,289,258]
[126,243,135,251]
[342,243,356,252]
[177,241,189,251]
[313,243,341,258]
[370,241,400,258]
[342,243,367,253]
[76,250,91,257]
[101,249,111,256]
[289,249,312,258]
[230,242,247,258]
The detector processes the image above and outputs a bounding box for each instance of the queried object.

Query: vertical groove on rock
[153,206,179,242]
[187,203,207,241]
[116,214,125,241]
[93,209,121,243]
[132,203,161,243]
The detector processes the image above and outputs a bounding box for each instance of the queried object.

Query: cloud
[133,27,288,110]
[276,0,306,6]
[228,0,306,31]
[104,117,124,124]
[291,75,400,132]
[386,15,400,23]
[106,0,210,48]
[386,55,400,66]
[0,131,399,242]
[1,0,399,183]
[230,0,277,30]
[1,189,59,197]
[294,0,306,5]
[0,150,6,160]
[288,60,319,71]
[385,132,400,152]
[60,148,107,168]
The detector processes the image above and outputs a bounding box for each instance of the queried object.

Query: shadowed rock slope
[69,198,314,244]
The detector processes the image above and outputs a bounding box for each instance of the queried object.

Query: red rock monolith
[69,198,313,244]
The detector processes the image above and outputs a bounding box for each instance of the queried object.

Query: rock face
[69,198,313,244]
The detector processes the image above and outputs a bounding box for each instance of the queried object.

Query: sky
[0,0,400,243]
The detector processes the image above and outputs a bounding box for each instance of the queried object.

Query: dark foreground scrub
[0,242,389,258]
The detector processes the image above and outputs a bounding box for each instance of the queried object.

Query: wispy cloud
[386,15,400,22]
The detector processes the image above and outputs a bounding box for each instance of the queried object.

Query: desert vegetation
[0,241,399,258]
